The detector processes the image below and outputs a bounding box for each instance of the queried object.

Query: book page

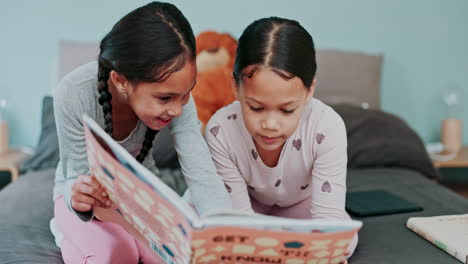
[83,115,197,264]
[191,226,359,264]
[201,213,361,233]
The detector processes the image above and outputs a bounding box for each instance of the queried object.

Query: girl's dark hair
[233,17,316,89]
[97,1,195,163]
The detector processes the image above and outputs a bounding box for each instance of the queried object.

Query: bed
[0,41,466,264]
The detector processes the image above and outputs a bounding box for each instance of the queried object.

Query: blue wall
[1,0,467,148]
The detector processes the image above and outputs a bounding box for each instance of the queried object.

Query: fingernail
[102,192,107,197]
[106,201,111,206]
[84,177,91,183]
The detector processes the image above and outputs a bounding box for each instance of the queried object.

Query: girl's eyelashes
[248,105,296,114]
[158,96,171,102]
[249,106,263,112]
[281,109,295,114]
[181,92,190,104]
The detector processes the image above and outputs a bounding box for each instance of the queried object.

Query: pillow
[315,50,383,109]
[57,40,99,81]
[20,96,60,173]
[331,104,438,179]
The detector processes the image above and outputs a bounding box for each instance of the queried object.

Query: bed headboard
[57,41,383,109]
[57,40,99,81]
[314,50,383,109]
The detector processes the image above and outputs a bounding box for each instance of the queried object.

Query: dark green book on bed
[346,190,423,217]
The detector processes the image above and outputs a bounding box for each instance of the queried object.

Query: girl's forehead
[241,68,306,98]
[136,62,196,94]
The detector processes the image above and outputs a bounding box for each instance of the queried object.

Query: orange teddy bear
[192,31,237,130]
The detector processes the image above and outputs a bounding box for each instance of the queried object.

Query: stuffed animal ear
[196,47,230,73]
[196,31,237,68]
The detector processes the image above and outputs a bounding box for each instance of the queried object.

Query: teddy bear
[191,31,237,130]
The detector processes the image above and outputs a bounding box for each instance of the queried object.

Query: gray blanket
[347,168,468,264]
[0,169,62,263]
[1,168,467,263]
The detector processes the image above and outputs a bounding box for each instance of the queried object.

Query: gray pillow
[20,96,60,173]
[332,104,438,179]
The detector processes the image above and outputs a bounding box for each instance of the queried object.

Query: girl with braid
[51,2,231,263]
[204,17,357,263]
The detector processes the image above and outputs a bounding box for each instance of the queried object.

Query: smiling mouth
[157,117,172,126]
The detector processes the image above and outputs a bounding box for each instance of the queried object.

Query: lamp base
[0,121,9,155]
[441,118,462,153]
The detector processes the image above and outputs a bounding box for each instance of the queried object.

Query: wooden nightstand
[432,146,468,198]
[0,149,31,181]
[432,146,468,168]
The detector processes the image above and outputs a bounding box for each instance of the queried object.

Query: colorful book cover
[83,115,362,264]
[407,214,468,264]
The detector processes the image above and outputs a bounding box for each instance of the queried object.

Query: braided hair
[97,1,196,163]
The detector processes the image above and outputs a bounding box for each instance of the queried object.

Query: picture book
[407,214,468,264]
[83,114,362,264]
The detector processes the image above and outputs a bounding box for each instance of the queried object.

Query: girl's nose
[168,103,183,117]
[261,119,280,131]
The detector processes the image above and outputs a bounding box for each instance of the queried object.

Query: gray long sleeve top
[50,61,231,245]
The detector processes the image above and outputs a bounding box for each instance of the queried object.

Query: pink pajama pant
[54,196,161,264]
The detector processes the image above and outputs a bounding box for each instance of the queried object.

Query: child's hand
[71,175,111,212]
[338,250,351,264]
